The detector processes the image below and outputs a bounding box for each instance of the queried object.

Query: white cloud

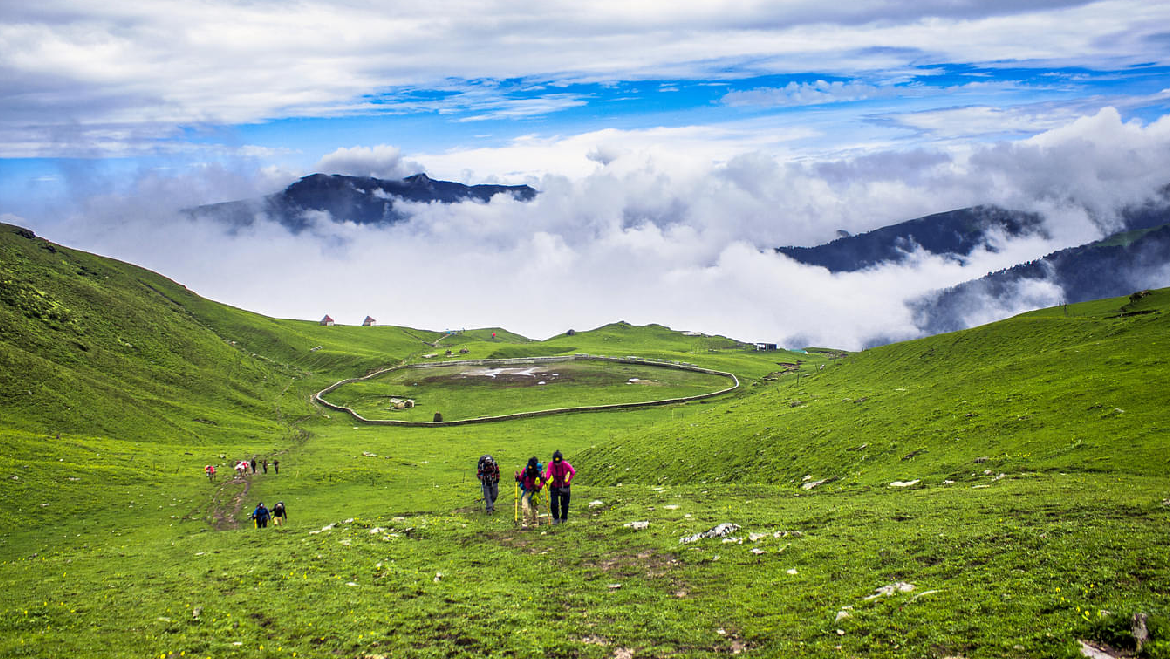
[4,0,1170,156]
[28,107,1170,351]
[723,80,899,107]
[315,145,422,179]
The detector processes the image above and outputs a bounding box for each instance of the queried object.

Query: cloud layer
[28,108,1170,351]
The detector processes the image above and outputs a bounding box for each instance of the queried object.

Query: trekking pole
[513,481,519,525]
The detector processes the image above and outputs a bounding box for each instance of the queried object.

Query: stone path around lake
[314,354,740,427]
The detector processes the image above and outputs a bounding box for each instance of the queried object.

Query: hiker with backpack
[250,502,270,529]
[543,450,576,524]
[477,455,501,514]
[271,501,287,526]
[514,457,545,529]
[205,464,216,482]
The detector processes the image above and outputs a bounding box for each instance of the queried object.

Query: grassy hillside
[581,288,1170,487]
[1,225,1167,659]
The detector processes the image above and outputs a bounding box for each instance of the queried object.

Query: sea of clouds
[17,108,1170,351]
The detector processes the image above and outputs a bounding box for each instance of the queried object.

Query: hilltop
[1,224,1168,658]
[186,172,537,231]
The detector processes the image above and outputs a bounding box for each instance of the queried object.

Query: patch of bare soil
[586,549,680,579]
[209,475,251,530]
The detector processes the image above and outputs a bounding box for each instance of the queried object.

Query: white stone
[865,582,915,599]
[889,480,920,488]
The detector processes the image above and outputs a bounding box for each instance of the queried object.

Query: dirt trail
[208,475,252,530]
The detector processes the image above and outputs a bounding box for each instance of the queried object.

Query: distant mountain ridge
[912,222,1170,335]
[774,195,1170,343]
[775,205,1049,272]
[188,172,537,231]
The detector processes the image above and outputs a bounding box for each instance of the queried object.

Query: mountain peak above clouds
[775,205,1050,272]
[187,173,537,231]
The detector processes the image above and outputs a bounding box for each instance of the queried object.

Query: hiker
[250,502,270,529]
[262,459,268,474]
[205,464,216,482]
[273,460,279,475]
[271,501,287,526]
[477,455,501,514]
[235,461,248,478]
[514,457,545,528]
[543,450,576,524]
[250,457,257,474]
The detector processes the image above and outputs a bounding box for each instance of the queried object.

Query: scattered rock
[834,607,853,622]
[345,582,358,587]
[835,629,845,635]
[1134,612,1150,654]
[972,484,991,489]
[624,521,649,530]
[1078,640,1120,658]
[663,504,679,510]
[589,500,605,507]
[974,456,990,463]
[362,452,377,457]
[608,583,622,590]
[750,548,765,554]
[801,479,827,490]
[865,582,915,599]
[749,532,768,542]
[344,518,354,524]
[889,480,920,488]
[433,572,442,583]
[192,607,202,619]
[680,523,740,544]
[614,647,635,659]
[786,568,798,575]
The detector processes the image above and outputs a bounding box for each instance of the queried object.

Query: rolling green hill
[1,223,1168,659]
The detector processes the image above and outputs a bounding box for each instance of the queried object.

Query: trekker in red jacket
[543,450,575,525]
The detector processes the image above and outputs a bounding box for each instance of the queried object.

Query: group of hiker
[248,501,287,528]
[477,450,576,528]
[201,458,287,529]
[208,450,576,531]
[204,457,280,482]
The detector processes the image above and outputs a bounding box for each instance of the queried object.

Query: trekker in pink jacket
[543,450,576,525]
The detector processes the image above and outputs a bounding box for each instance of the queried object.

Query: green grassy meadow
[1,223,1168,659]
[321,359,737,422]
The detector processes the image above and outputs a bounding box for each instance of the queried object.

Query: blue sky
[3,1,1170,347]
